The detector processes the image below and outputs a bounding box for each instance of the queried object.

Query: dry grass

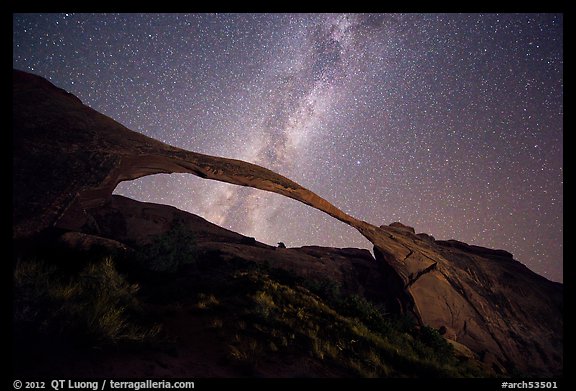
[14,257,160,346]
[192,267,484,377]
[196,293,220,309]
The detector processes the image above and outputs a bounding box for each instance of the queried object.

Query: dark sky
[13,13,563,282]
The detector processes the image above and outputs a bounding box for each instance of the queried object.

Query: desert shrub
[303,278,341,304]
[204,263,472,376]
[341,295,386,324]
[133,221,197,272]
[14,256,160,347]
[203,268,478,377]
[415,325,455,362]
[196,293,220,309]
[253,291,276,319]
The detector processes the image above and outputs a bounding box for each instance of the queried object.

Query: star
[12,13,564,282]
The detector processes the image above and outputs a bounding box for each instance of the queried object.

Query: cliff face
[12,69,562,375]
[375,224,562,374]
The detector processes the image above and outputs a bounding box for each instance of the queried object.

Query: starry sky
[13,13,563,282]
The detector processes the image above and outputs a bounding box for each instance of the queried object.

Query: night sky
[13,13,563,282]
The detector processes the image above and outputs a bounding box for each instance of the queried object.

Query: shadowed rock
[88,195,389,302]
[12,69,562,375]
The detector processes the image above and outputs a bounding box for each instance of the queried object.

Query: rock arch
[12,70,562,375]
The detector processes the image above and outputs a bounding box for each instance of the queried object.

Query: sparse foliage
[14,256,160,347]
[133,221,197,272]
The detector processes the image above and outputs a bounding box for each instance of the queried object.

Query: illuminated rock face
[13,69,562,375]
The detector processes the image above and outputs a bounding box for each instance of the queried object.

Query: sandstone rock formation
[86,195,389,303]
[12,69,562,375]
[376,223,562,375]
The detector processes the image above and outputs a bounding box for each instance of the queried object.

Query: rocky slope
[87,194,389,304]
[12,69,562,375]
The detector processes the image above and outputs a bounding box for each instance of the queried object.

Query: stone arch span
[112,173,372,250]
[15,70,560,375]
[12,69,412,285]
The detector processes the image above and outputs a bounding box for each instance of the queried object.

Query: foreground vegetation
[13,225,485,377]
[177,260,482,377]
[14,256,160,348]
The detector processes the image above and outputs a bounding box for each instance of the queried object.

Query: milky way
[13,13,563,282]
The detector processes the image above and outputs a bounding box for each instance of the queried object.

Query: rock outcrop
[86,195,389,303]
[376,223,562,375]
[12,69,562,375]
